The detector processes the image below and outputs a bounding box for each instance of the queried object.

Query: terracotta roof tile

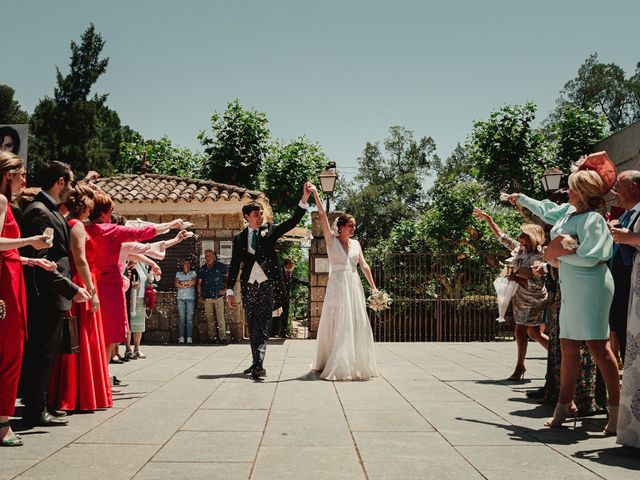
[94,174,265,204]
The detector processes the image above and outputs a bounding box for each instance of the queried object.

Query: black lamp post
[318,161,338,211]
[541,167,563,193]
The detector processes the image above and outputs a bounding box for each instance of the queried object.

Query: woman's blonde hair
[0,151,24,198]
[520,223,545,251]
[568,170,606,210]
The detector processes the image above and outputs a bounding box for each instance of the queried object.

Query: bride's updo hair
[335,213,355,236]
[568,170,606,210]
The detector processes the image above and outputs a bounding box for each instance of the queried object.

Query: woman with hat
[473,209,548,380]
[505,152,620,433]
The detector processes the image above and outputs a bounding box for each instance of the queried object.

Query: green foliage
[198,99,270,189]
[0,85,29,124]
[544,103,607,176]
[260,136,328,215]
[28,24,122,178]
[457,295,498,312]
[117,131,205,178]
[558,53,640,132]
[466,102,550,198]
[275,241,309,323]
[336,126,438,247]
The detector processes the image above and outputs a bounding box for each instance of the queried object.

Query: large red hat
[576,151,617,194]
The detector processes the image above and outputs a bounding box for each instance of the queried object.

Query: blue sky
[4,0,639,179]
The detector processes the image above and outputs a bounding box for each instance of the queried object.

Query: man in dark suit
[20,161,91,426]
[226,183,312,378]
[609,170,640,366]
[270,258,309,338]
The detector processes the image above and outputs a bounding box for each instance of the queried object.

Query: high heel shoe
[604,404,618,436]
[507,367,526,381]
[544,402,577,428]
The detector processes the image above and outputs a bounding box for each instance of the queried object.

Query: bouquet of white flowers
[367,289,392,312]
[559,235,579,250]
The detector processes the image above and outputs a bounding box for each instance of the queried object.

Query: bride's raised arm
[311,187,333,246]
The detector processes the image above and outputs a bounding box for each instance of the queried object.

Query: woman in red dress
[85,192,183,369]
[0,152,55,446]
[48,184,113,411]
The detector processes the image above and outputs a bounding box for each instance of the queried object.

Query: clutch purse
[61,311,79,354]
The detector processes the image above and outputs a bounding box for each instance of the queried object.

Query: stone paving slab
[1,341,638,479]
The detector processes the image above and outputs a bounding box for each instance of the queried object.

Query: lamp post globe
[541,167,563,193]
[318,161,337,211]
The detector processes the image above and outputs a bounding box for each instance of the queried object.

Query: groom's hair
[242,201,263,217]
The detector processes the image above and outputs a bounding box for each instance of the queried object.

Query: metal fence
[369,252,515,342]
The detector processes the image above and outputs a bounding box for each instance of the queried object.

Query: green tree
[28,24,122,177]
[337,126,438,247]
[117,133,205,178]
[558,53,640,132]
[260,136,328,214]
[0,85,29,124]
[545,104,607,176]
[466,102,550,198]
[198,99,270,189]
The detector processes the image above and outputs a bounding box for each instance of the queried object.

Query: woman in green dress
[506,152,620,433]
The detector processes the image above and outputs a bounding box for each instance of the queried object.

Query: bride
[311,185,379,380]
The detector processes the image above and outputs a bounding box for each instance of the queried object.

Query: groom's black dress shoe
[243,365,255,375]
[251,367,266,379]
[49,409,67,418]
[24,411,69,427]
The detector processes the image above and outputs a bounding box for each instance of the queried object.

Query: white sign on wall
[219,240,233,265]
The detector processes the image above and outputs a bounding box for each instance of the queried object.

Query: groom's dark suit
[20,191,79,420]
[226,205,307,373]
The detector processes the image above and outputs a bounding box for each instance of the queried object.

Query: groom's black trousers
[243,281,274,369]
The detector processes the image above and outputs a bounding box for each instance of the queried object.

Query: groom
[226,182,312,378]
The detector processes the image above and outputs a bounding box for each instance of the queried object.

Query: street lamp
[541,167,563,193]
[318,161,337,211]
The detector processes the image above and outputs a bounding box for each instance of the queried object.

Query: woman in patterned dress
[473,208,548,380]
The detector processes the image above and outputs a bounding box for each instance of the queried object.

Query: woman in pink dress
[0,152,55,446]
[85,191,183,368]
[48,184,113,411]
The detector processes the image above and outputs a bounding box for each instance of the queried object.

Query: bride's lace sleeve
[499,233,519,252]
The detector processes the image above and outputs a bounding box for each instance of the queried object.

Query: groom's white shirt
[226,201,309,296]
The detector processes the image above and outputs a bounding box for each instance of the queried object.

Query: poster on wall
[0,124,29,165]
[219,240,232,265]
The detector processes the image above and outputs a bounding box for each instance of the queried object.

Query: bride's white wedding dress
[312,237,378,380]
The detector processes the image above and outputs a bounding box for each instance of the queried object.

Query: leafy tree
[260,136,328,214]
[29,24,122,178]
[337,126,438,247]
[0,85,29,124]
[558,53,640,132]
[466,102,550,198]
[545,104,607,177]
[117,132,205,178]
[198,99,270,189]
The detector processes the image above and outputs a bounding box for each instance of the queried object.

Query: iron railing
[369,252,514,342]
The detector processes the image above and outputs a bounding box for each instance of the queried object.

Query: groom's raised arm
[270,182,312,239]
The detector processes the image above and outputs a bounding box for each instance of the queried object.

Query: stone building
[594,120,640,172]
[94,173,272,343]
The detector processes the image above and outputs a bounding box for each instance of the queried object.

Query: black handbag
[60,311,79,354]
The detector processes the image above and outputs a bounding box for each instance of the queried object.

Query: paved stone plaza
[2,341,639,479]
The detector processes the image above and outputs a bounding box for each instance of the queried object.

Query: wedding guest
[608,211,640,448]
[198,250,228,344]
[608,171,640,367]
[85,192,183,379]
[0,152,55,445]
[176,258,197,344]
[508,152,620,433]
[270,258,309,338]
[48,184,112,412]
[473,208,548,380]
[20,161,91,427]
[125,259,154,359]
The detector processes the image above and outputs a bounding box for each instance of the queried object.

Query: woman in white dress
[311,186,379,381]
[610,218,640,448]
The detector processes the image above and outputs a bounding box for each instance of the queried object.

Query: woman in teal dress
[507,157,620,433]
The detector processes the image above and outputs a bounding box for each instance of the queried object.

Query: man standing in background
[198,249,228,344]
